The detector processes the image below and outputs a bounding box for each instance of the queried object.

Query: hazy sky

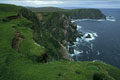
[0,0,120,8]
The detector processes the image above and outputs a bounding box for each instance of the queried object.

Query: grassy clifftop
[28,7,106,19]
[0,4,120,80]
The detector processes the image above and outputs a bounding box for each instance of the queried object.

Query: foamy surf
[71,16,116,22]
[69,49,83,57]
[106,16,116,22]
[81,32,98,42]
[77,25,82,30]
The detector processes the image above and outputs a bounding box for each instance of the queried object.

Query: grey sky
[0,0,120,8]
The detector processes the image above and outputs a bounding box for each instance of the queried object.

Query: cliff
[28,7,106,19]
[0,4,120,80]
[19,8,77,61]
[64,9,106,19]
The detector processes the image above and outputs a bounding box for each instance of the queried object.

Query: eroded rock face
[2,14,20,22]
[59,14,77,45]
[36,13,43,22]
[6,14,20,20]
[58,42,71,61]
[12,32,24,51]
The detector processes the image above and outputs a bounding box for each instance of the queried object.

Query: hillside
[0,4,120,80]
[28,7,106,19]
[28,7,65,12]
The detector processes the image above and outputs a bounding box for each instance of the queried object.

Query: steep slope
[35,12,77,45]
[19,8,73,61]
[0,4,120,80]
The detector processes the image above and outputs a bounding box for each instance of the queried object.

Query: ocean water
[69,9,120,68]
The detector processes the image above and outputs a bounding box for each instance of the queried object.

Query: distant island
[0,4,120,80]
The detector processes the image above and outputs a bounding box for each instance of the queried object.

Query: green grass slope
[1,60,120,80]
[0,4,46,65]
[0,4,120,80]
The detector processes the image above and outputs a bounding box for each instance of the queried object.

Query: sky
[0,0,120,8]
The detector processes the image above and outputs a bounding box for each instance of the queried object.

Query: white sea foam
[69,49,83,57]
[72,16,116,22]
[92,60,99,62]
[92,60,105,64]
[97,19,106,21]
[77,25,82,30]
[67,45,70,51]
[75,32,98,43]
[69,54,75,57]
[71,20,75,23]
[106,16,116,22]
[106,18,116,22]
[93,33,98,37]
[76,37,80,42]
[81,32,98,42]
[74,49,83,55]
[72,19,106,22]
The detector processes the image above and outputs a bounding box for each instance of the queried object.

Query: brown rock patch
[12,32,24,51]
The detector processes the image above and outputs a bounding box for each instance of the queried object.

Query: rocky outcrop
[59,42,71,61]
[2,14,20,22]
[36,13,43,22]
[6,14,20,20]
[59,14,77,45]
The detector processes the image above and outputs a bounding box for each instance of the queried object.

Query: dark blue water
[75,9,120,68]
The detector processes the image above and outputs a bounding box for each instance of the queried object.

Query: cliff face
[36,12,77,46]
[0,4,120,80]
[19,8,76,61]
[34,12,77,60]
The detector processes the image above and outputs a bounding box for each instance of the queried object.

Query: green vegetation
[0,4,120,80]
[64,9,106,19]
[28,7,64,12]
[1,60,120,80]
[28,7,106,19]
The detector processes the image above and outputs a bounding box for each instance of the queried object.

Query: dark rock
[36,53,49,63]
[85,34,92,38]
[6,14,20,20]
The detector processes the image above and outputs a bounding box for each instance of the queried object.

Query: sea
[68,9,120,68]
